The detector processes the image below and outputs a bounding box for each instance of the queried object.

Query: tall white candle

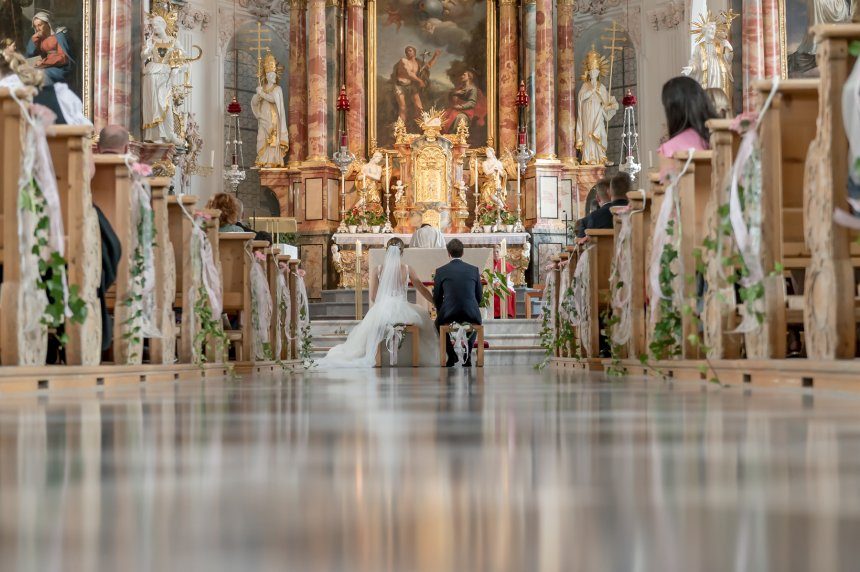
[210,150,215,168]
[474,154,478,195]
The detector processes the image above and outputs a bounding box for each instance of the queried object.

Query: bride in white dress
[316,238,440,368]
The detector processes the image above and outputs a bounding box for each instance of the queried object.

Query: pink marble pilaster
[556,0,576,164]
[742,0,765,112]
[307,0,329,162]
[93,0,112,130]
[346,0,366,159]
[498,0,519,153]
[108,0,132,128]
[534,0,556,159]
[288,0,309,165]
[761,0,782,79]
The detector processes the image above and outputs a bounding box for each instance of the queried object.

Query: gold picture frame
[366,0,497,151]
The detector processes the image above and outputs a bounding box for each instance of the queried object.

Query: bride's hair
[386,237,405,252]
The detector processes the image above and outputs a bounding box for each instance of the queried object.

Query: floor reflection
[1,368,860,571]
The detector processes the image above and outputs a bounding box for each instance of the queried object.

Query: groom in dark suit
[433,239,483,367]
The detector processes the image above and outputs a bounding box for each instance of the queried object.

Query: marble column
[307,0,329,162]
[93,0,132,131]
[346,0,366,159]
[534,0,556,160]
[523,0,537,147]
[556,0,576,164]
[498,0,518,153]
[288,0,309,165]
[761,0,782,78]
[742,0,765,112]
[325,0,340,159]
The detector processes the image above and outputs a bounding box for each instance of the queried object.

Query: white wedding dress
[316,246,439,368]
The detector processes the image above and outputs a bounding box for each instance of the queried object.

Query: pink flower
[730,111,758,134]
[29,103,57,126]
[131,162,153,177]
[296,269,306,278]
[194,211,213,221]
[254,251,266,262]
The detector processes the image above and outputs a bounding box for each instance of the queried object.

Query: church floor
[1,366,859,571]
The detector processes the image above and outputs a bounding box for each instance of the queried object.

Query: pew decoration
[556,260,577,358]
[122,159,162,363]
[537,264,557,367]
[249,249,274,361]
[384,324,407,366]
[294,269,314,368]
[449,323,473,367]
[647,153,693,361]
[12,95,86,365]
[609,211,634,355]
[188,210,227,364]
[572,247,593,358]
[275,258,290,361]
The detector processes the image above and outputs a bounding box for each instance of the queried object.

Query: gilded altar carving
[412,145,451,204]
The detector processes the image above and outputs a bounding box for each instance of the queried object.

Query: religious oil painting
[0,0,93,106]
[783,0,850,77]
[371,0,493,149]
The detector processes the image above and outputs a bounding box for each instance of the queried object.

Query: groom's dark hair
[446,238,464,258]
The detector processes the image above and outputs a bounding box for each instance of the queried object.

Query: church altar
[332,232,530,289]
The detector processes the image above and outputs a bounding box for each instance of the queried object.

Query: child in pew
[706,87,733,120]
[205,193,274,243]
[573,178,610,241]
[657,76,716,183]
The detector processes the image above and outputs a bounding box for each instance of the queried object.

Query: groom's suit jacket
[433,259,483,327]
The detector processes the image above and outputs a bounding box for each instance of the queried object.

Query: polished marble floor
[1,367,859,571]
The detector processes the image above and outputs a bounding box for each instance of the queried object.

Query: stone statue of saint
[480,147,508,211]
[141,14,186,145]
[682,12,736,98]
[251,52,289,167]
[353,151,384,210]
[575,48,618,166]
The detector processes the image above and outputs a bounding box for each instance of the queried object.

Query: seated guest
[574,178,610,238]
[576,173,630,239]
[97,124,130,154]
[657,76,716,182]
[492,244,516,318]
[706,87,733,119]
[206,193,245,232]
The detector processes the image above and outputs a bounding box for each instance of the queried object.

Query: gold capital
[347,0,364,6]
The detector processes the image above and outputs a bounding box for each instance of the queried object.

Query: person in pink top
[657,76,716,182]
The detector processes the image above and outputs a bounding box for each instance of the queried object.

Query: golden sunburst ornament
[580,45,610,82]
[690,9,738,44]
[417,107,445,138]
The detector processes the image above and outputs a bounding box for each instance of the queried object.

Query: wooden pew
[250,239,273,361]
[583,229,614,360]
[702,119,742,359]
[803,24,860,359]
[0,87,36,365]
[166,195,198,363]
[218,232,256,362]
[276,254,293,361]
[615,190,651,359]
[91,154,135,363]
[46,124,101,365]
[149,178,177,364]
[555,253,569,358]
[646,171,666,353]
[561,245,578,358]
[755,79,819,358]
[674,150,713,359]
[267,249,283,362]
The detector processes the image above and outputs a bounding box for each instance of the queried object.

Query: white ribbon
[295,272,310,331]
[450,323,472,367]
[124,155,161,338]
[573,245,593,357]
[384,324,405,366]
[610,211,633,347]
[248,249,273,360]
[275,270,289,357]
[648,150,694,310]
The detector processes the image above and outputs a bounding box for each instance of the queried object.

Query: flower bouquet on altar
[365,203,387,233]
[344,207,362,233]
[474,202,498,233]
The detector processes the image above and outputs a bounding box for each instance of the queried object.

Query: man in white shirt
[408,212,445,248]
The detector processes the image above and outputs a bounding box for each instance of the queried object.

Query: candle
[473,154,479,195]
[355,240,363,319]
[210,150,215,168]
[500,239,507,262]
[649,150,653,169]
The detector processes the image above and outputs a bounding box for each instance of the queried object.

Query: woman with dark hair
[657,76,717,181]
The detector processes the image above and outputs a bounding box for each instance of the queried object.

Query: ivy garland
[603,284,628,377]
[536,278,555,370]
[297,301,315,369]
[20,176,87,343]
[121,200,156,361]
[557,284,579,360]
[647,219,683,361]
[192,282,229,364]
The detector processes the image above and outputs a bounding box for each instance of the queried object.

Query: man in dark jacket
[576,172,631,239]
[433,239,482,367]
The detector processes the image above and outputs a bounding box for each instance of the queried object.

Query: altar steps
[309,318,544,366]
[310,288,543,320]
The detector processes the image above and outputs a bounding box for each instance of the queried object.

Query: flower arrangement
[501,210,517,225]
[476,202,498,226]
[480,268,509,309]
[344,207,363,226]
[366,202,387,226]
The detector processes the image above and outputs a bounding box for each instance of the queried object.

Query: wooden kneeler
[375,324,420,367]
[439,324,484,367]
